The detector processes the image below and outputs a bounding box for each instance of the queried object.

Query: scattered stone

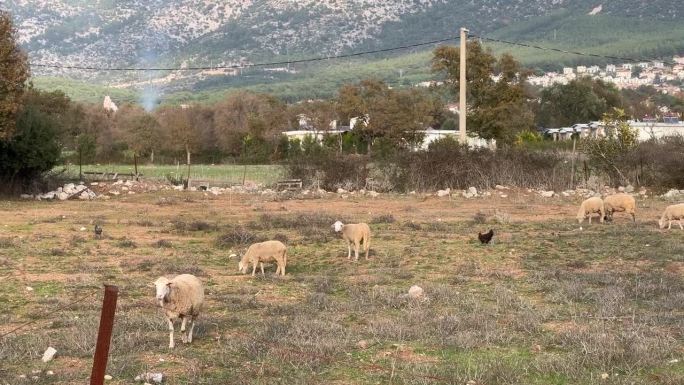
[57,192,69,200]
[601,373,609,380]
[436,188,451,197]
[19,374,27,379]
[79,227,87,232]
[625,185,634,193]
[408,285,424,299]
[368,191,379,198]
[539,191,555,198]
[135,373,163,383]
[495,185,507,190]
[337,188,348,194]
[409,191,416,195]
[467,186,477,196]
[663,189,683,198]
[26,286,33,291]
[42,346,57,363]
[20,194,33,199]
[90,182,99,186]
[668,358,680,364]
[356,340,369,349]
[617,186,625,192]
[500,194,508,198]
[104,375,113,380]
[46,371,54,376]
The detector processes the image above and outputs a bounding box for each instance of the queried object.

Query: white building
[606,64,617,73]
[576,66,587,74]
[562,67,574,75]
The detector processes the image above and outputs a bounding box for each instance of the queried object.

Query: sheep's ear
[166,282,173,287]
[147,283,155,288]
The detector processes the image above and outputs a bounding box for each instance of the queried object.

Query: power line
[29,36,460,72]
[470,33,677,66]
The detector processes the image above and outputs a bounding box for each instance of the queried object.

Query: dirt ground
[0,190,682,385]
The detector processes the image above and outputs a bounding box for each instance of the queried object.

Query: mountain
[5,0,684,104]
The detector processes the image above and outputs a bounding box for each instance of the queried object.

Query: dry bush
[116,238,137,248]
[0,237,15,248]
[370,214,395,224]
[153,239,172,248]
[215,227,265,249]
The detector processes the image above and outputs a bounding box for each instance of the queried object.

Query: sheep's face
[332,221,344,232]
[658,218,666,229]
[153,277,171,305]
[238,259,248,274]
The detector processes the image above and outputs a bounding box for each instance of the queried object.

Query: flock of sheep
[577,192,684,230]
[153,195,683,349]
[152,220,371,348]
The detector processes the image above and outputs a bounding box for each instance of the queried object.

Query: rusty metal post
[90,285,118,385]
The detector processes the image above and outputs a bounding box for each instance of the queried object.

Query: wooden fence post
[90,285,119,385]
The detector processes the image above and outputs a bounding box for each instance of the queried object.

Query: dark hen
[478,229,494,244]
[94,224,103,239]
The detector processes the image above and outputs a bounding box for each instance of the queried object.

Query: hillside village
[528,56,684,95]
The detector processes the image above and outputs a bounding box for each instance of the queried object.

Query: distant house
[576,66,587,74]
[605,64,617,74]
[562,67,574,75]
[416,128,495,150]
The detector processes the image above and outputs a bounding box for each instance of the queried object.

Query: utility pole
[459,27,468,144]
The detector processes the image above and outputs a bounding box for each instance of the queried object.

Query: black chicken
[478,229,494,244]
[94,224,103,239]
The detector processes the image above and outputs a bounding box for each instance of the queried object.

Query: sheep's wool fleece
[163,274,204,317]
[243,240,287,263]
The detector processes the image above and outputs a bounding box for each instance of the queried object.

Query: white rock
[337,188,348,194]
[462,192,474,199]
[663,189,683,198]
[135,373,163,383]
[495,185,506,190]
[173,185,184,191]
[540,191,555,198]
[436,188,451,197]
[79,191,90,200]
[79,227,87,232]
[408,285,424,299]
[124,180,134,187]
[601,373,609,379]
[104,375,113,380]
[625,185,634,193]
[108,191,120,196]
[20,194,33,199]
[42,346,57,362]
[189,187,197,192]
[128,191,135,195]
[368,191,379,198]
[19,374,27,379]
[618,186,625,192]
[26,286,33,291]
[409,191,416,195]
[46,371,54,376]
[467,186,477,196]
[57,192,68,201]
[121,186,129,192]
[90,182,99,186]
[500,194,508,198]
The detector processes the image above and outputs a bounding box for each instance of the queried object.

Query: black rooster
[478,229,494,244]
[94,224,103,239]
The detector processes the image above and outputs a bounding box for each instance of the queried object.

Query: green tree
[432,43,533,145]
[335,79,439,154]
[582,108,638,185]
[0,11,30,140]
[0,106,60,185]
[538,77,623,127]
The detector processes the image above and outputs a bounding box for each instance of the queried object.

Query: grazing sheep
[603,193,636,222]
[153,274,204,349]
[577,197,605,224]
[658,203,684,230]
[332,221,371,261]
[238,240,287,276]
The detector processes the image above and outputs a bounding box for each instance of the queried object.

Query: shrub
[216,228,265,249]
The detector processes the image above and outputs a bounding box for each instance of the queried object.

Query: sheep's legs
[187,318,195,343]
[668,220,672,230]
[260,262,265,276]
[354,241,360,261]
[251,263,257,276]
[347,243,352,260]
[180,317,188,343]
[365,237,370,259]
[167,318,175,349]
[679,219,683,230]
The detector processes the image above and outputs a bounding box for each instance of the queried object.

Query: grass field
[57,164,287,186]
[0,190,682,384]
